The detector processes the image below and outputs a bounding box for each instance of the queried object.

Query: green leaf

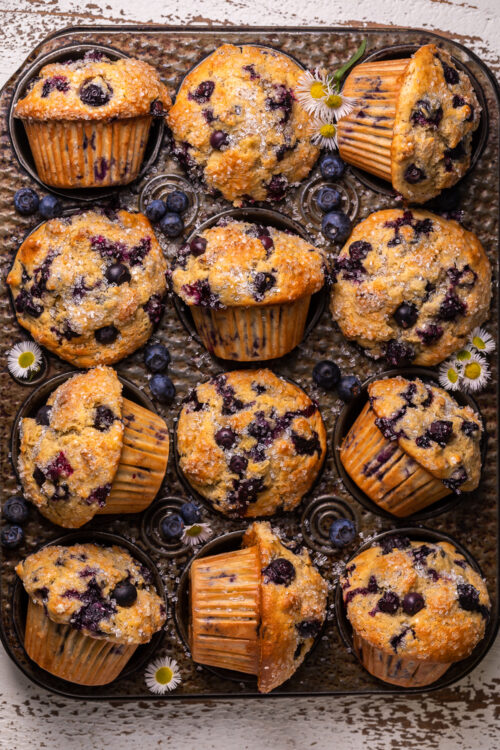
[331,39,367,89]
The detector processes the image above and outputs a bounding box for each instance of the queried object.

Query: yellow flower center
[456,349,471,362]
[155,666,173,685]
[310,81,327,99]
[18,351,35,368]
[319,123,337,138]
[472,335,486,350]
[186,524,201,537]
[464,362,481,380]
[325,94,343,108]
[447,368,459,384]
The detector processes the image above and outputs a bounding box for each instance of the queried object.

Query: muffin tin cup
[335,527,491,690]
[333,367,487,522]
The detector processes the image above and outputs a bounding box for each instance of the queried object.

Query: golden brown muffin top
[171,219,325,308]
[16,543,166,644]
[18,367,124,528]
[367,377,482,493]
[176,369,326,518]
[330,208,491,367]
[243,521,328,693]
[342,536,490,663]
[15,52,171,121]
[7,210,168,368]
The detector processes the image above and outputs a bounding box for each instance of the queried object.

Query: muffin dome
[16,543,166,644]
[342,535,490,663]
[7,210,168,368]
[330,208,491,366]
[176,369,326,517]
[168,44,319,205]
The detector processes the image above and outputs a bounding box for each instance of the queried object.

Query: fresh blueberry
[394,302,418,329]
[105,263,131,286]
[160,513,184,541]
[94,325,118,344]
[165,190,189,214]
[35,405,52,426]
[316,186,341,213]
[313,360,341,390]
[144,343,171,373]
[402,592,425,615]
[329,518,356,547]
[112,581,137,607]
[144,200,167,223]
[159,212,184,238]
[39,194,62,219]
[319,153,345,180]
[150,373,176,403]
[1,525,24,549]
[322,211,351,243]
[3,496,29,525]
[180,502,202,525]
[14,188,39,216]
[337,375,361,402]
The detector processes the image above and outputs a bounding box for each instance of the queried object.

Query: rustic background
[0,1,499,748]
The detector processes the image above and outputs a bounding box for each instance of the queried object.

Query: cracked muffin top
[171,219,325,308]
[329,208,491,367]
[16,543,166,644]
[14,51,171,121]
[18,367,124,528]
[176,369,327,517]
[342,535,490,663]
[7,209,168,368]
[368,376,482,493]
[167,44,319,205]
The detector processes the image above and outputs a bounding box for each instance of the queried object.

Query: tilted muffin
[17,543,166,685]
[18,367,169,527]
[176,369,326,517]
[341,534,490,686]
[337,44,480,202]
[190,521,328,693]
[172,219,325,360]
[7,210,168,368]
[330,209,491,367]
[341,376,483,516]
[168,44,319,205]
[14,50,171,188]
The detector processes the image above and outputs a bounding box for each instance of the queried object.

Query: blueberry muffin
[17,543,166,685]
[18,367,169,527]
[176,369,326,517]
[340,376,483,516]
[190,521,328,693]
[168,44,319,205]
[341,534,490,686]
[7,210,168,368]
[337,44,480,203]
[14,50,171,188]
[172,219,325,360]
[330,209,491,367]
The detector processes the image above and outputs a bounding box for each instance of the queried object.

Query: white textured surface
[0,1,499,748]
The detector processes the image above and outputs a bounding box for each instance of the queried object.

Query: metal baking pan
[0,25,498,700]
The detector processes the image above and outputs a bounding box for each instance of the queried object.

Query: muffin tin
[0,26,498,700]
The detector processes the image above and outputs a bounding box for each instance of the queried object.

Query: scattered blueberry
[144,343,171,373]
[337,375,361,402]
[39,194,62,219]
[149,373,176,403]
[14,188,39,216]
[321,211,351,243]
[189,236,207,256]
[112,580,137,607]
[145,200,167,223]
[180,502,201,525]
[160,513,184,541]
[159,212,184,238]
[1,525,24,549]
[312,360,341,390]
[316,186,341,213]
[402,592,425,615]
[105,263,131,286]
[319,153,345,180]
[165,190,189,214]
[3,496,29,525]
[394,302,418,329]
[329,518,356,547]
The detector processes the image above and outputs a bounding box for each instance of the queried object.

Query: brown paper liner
[190,546,261,674]
[24,600,137,685]
[20,116,152,188]
[98,398,169,515]
[337,59,410,182]
[340,402,450,516]
[190,296,311,361]
[352,631,451,687]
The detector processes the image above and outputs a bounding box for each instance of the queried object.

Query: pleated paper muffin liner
[340,401,449,517]
[20,115,152,188]
[24,600,137,686]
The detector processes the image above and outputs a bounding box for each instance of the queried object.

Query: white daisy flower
[7,341,43,380]
[323,90,358,121]
[461,353,490,392]
[438,360,461,391]
[145,656,181,694]
[469,327,495,355]
[310,117,338,150]
[295,68,332,117]
[181,522,212,547]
